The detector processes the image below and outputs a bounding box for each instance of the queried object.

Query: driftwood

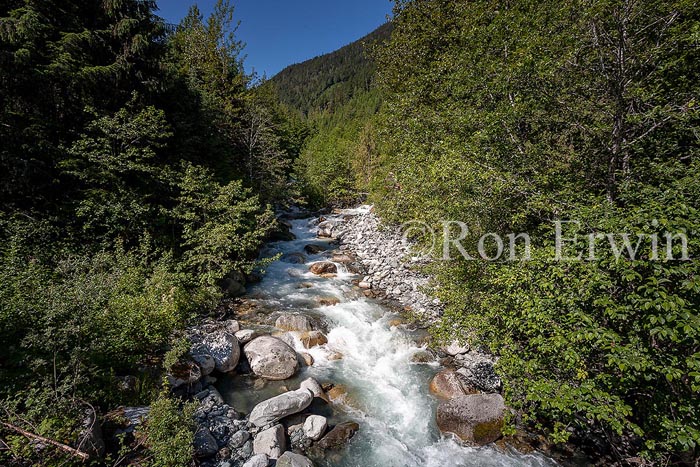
[0,421,90,461]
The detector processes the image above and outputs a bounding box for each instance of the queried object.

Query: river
[219,208,556,467]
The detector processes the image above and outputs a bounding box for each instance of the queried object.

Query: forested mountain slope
[269,22,392,116]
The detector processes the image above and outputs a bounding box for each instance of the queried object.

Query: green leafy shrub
[141,394,197,467]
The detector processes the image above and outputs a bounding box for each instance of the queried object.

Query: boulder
[275,332,298,349]
[253,424,286,459]
[243,454,269,467]
[299,378,324,399]
[235,329,259,345]
[192,331,240,373]
[300,331,328,349]
[303,415,328,441]
[248,389,314,427]
[244,336,299,380]
[455,352,502,393]
[276,314,313,332]
[194,427,219,458]
[309,262,338,275]
[429,369,476,399]
[277,452,314,467]
[436,393,505,445]
[316,421,359,450]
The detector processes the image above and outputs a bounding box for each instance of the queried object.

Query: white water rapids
[220,208,556,467]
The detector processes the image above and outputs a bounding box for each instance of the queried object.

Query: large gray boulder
[248,389,314,427]
[436,393,505,445]
[253,424,285,459]
[244,336,299,380]
[191,331,240,373]
[277,451,314,467]
[275,314,313,332]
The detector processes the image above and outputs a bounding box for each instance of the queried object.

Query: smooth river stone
[244,336,299,380]
[248,388,314,427]
[436,393,505,445]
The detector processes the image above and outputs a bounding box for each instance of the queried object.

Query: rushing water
[219,207,556,467]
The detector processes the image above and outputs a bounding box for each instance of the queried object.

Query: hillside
[269,22,392,116]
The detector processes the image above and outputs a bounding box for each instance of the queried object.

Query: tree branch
[0,421,90,462]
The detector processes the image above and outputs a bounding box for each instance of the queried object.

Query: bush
[141,394,197,467]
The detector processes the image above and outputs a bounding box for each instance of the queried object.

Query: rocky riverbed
[154,206,557,467]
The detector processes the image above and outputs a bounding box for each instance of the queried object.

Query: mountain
[268,22,393,116]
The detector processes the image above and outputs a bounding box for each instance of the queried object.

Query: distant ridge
[268,22,393,116]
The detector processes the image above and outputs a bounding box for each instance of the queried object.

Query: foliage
[366,0,699,462]
[0,0,297,464]
[175,163,275,287]
[141,393,197,467]
[294,89,382,207]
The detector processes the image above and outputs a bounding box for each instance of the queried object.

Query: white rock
[253,424,285,459]
[303,415,327,441]
[244,336,299,380]
[192,331,240,373]
[248,389,314,427]
[443,341,470,356]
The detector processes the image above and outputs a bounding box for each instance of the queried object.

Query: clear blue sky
[156,0,394,78]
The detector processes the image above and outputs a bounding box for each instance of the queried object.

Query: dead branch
[0,421,90,462]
